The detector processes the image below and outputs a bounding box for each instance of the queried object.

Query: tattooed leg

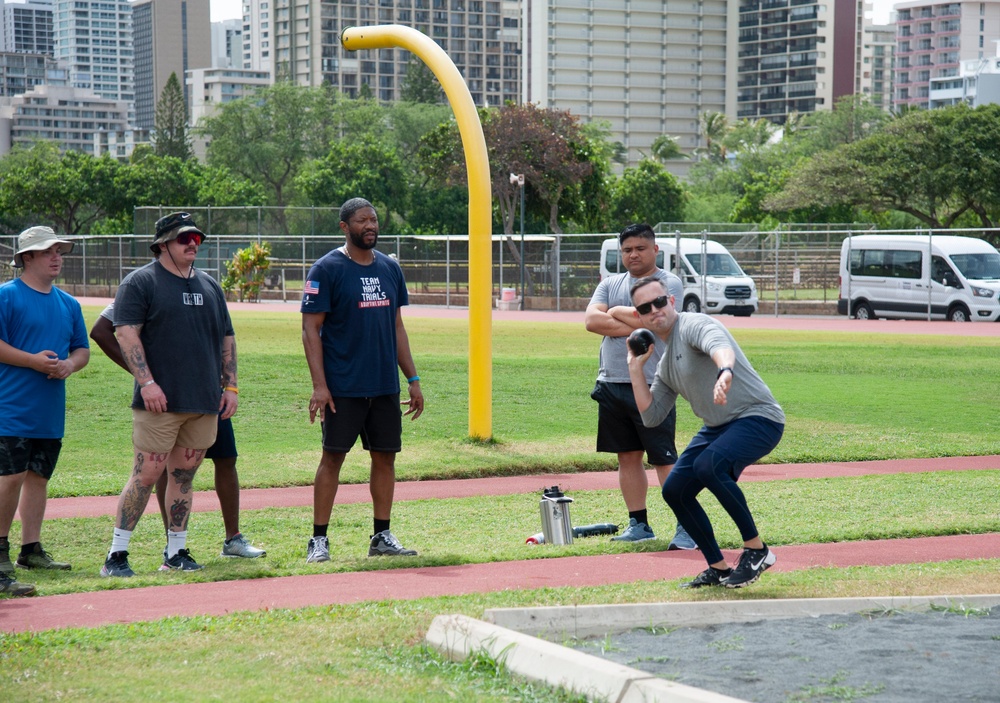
[115,449,169,531]
[164,447,204,533]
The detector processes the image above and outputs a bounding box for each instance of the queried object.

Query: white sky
[211,0,242,22]
[208,1,898,30]
[870,0,895,25]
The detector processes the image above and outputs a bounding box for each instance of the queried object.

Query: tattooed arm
[220,335,238,420]
[115,323,167,413]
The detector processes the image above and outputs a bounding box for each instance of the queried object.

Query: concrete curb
[425,613,747,703]
[483,594,1000,640]
[424,595,1000,702]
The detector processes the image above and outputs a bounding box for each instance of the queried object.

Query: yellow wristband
[224,386,239,394]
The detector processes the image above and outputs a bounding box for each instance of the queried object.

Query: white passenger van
[600,237,758,316]
[838,234,1000,322]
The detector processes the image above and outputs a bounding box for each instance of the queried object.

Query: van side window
[850,248,921,279]
[933,256,961,287]
[892,250,922,279]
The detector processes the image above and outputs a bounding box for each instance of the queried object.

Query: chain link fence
[2,206,997,315]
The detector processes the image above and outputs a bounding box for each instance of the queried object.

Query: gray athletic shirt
[589,269,683,384]
[641,312,785,428]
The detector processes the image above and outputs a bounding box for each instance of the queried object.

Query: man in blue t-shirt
[301,197,424,563]
[0,226,90,598]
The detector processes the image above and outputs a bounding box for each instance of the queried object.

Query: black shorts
[205,416,237,461]
[591,381,678,466]
[321,394,402,454]
[0,437,62,480]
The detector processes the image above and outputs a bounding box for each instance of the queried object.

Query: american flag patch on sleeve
[304,280,320,295]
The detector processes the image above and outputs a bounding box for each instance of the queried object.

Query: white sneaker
[306,536,330,563]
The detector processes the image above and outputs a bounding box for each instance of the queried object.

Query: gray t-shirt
[590,269,683,384]
[641,312,785,428]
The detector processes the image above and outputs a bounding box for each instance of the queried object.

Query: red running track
[6,455,1000,635]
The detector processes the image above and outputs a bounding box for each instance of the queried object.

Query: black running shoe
[100,551,135,578]
[681,566,732,589]
[725,545,776,588]
[159,548,204,572]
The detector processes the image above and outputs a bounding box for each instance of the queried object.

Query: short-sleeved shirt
[641,312,785,429]
[301,248,408,397]
[589,268,683,384]
[0,279,89,438]
[113,261,234,414]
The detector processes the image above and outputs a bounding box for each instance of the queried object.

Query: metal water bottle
[539,485,574,545]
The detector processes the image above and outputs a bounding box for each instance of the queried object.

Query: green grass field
[3,307,1000,702]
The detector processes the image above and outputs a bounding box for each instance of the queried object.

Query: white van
[599,237,758,316]
[838,234,1000,322]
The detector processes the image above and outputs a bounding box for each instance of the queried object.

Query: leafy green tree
[400,59,443,104]
[0,143,124,234]
[296,138,409,230]
[611,159,685,225]
[153,72,193,160]
[560,120,618,233]
[766,104,1000,228]
[198,82,336,231]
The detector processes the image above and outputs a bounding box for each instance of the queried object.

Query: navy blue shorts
[0,437,62,480]
[205,416,237,461]
[321,394,402,454]
[591,381,678,466]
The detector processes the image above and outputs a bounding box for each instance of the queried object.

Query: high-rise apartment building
[247,0,517,105]
[1,0,53,55]
[736,0,862,123]
[187,65,270,157]
[859,23,895,110]
[524,0,736,172]
[0,50,63,96]
[131,0,211,130]
[241,0,272,73]
[0,82,129,154]
[53,0,134,105]
[212,18,243,68]
[893,0,1000,110]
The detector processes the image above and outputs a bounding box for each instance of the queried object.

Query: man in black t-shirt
[100,212,238,578]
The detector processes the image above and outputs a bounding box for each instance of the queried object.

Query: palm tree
[697,110,730,163]
[650,134,689,162]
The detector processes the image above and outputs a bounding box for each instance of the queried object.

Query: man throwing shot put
[627,277,785,589]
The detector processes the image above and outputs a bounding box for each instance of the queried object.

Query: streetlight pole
[510,172,525,310]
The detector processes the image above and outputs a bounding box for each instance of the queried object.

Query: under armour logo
[675,354,682,361]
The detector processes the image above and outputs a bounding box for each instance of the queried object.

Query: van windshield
[686,253,745,277]
[950,253,1000,281]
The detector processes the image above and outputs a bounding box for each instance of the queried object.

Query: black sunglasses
[635,295,670,316]
[155,212,194,237]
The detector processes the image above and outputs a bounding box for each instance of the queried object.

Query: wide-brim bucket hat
[12,226,74,268]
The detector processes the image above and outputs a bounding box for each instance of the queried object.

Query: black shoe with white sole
[725,545,776,588]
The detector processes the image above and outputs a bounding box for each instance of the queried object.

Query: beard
[349,229,378,250]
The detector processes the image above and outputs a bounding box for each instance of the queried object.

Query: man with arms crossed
[101,212,238,577]
[585,223,695,548]
[302,198,424,563]
[627,278,784,588]
[0,227,89,597]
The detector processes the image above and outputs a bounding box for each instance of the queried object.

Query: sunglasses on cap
[635,295,670,316]
[176,232,203,246]
[155,211,194,237]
